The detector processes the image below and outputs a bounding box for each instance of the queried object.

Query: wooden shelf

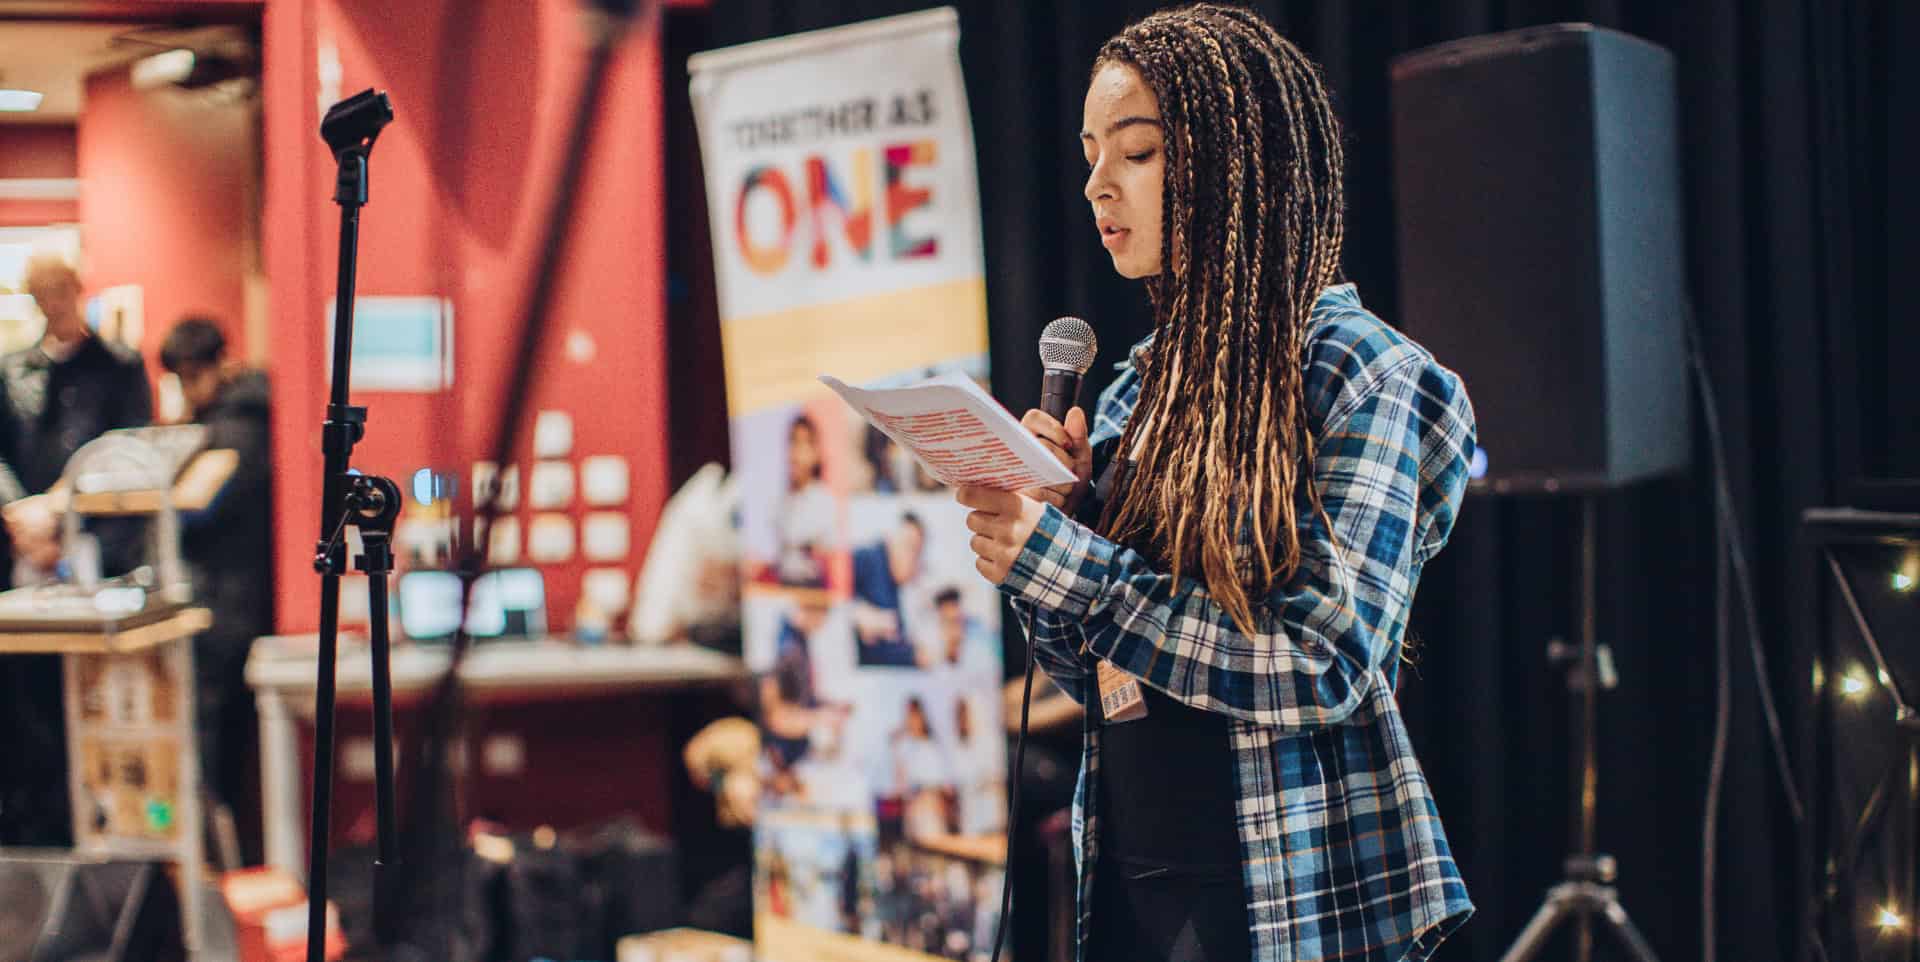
[0,607,212,654]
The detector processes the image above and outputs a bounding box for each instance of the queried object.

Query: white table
[245,637,746,876]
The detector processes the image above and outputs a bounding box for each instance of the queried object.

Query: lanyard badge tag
[1096,659,1148,723]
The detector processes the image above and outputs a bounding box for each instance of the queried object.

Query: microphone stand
[296,4,640,954]
[305,89,402,962]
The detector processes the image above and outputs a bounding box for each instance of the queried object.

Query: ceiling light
[0,89,43,112]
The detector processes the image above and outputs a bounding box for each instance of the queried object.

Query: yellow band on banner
[757,915,955,962]
[722,277,988,416]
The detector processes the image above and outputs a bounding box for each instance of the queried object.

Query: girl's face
[1082,62,1166,279]
[788,421,820,484]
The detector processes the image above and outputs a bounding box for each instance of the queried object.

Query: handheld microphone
[1038,316,1098,423]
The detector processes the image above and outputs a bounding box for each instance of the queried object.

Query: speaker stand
[1501,855,1658,962]
[1498,497,1659,962]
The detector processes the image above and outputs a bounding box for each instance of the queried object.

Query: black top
[1086,457,1242,874]
[0,336,154,586]
[0,335,152,498]
[180,370,276,646]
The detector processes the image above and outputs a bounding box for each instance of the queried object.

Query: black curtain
[690,2,1906,960]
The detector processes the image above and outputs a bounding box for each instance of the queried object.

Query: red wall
[264,0,670,636]
[0,126,78,177]
[0,198,79,228]
[77,69,253,380]
[0,125,80,226]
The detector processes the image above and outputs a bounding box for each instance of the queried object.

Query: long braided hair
[1094,5,1346,635]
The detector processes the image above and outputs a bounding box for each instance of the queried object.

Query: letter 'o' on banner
[736,166,798,275]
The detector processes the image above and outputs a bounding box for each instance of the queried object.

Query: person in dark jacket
[0,253,152,846]
[0,254,153,575]
[850,513,926,667]
[160,317,275,836]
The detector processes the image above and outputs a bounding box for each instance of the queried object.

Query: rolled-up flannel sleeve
[997,353,1474,730]
[1008,598,1091,704]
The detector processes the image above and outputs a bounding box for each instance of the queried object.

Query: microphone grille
[1038,316,1098,375]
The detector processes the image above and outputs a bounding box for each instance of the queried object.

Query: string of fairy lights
[1811,547,1920,941]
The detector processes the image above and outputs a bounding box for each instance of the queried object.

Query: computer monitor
[394,568,547,643]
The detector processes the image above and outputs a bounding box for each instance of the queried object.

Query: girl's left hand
[956,486,1047,585]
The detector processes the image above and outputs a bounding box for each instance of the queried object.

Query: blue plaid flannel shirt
[1002,284,1477,962]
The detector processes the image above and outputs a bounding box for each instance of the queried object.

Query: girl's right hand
[1018,406,1092,516]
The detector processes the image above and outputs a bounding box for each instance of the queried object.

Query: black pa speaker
[1391,23,1690,490]
[0,853,184,962]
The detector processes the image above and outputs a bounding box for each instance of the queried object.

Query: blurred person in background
[918,586,997,686]
[0,252,152,847]
[772,412,837,587]
[851,512,926,666]
[759,594,851,798]
[949,698,1004,836]
[160,317,274,856]
[892,696,954,841]
[0,253,152,582]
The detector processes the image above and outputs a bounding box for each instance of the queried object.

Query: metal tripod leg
[1500,879,1660,962]
[1599,895,1659,962]
[1502,499,1660,962]
[1502,886,1577,962]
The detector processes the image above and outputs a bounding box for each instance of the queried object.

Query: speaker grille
[1391,24,1688,489]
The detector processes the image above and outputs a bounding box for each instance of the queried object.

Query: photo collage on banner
[690,10,1010,962]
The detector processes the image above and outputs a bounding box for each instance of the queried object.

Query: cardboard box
[220,868,346,962]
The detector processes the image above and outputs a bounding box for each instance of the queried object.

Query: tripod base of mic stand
[1499,857,1659,962]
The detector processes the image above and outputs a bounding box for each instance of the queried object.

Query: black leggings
[1089,858,1252,962]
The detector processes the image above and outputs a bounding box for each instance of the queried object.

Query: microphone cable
[989,603,1040,962]
[1687,294,1810,962]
